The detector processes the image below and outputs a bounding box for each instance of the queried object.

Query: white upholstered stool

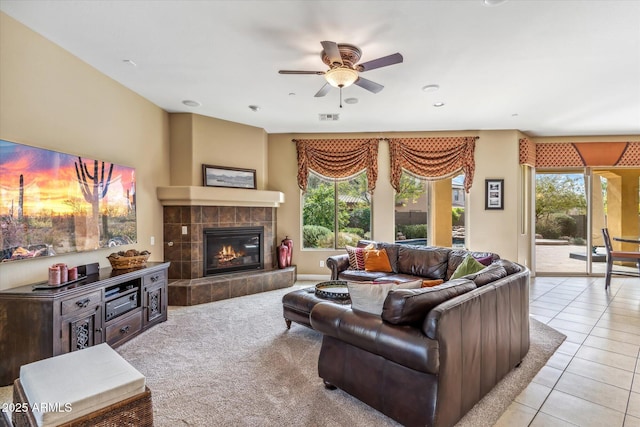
[12,343,152,427]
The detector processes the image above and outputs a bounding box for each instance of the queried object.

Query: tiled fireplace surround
[163,205,295,306]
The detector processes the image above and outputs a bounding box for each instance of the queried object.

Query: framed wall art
[485,178,504,210]
[0,139,137,262]
[202,164,256,189]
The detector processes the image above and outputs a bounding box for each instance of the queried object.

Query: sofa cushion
[377,242,400,273]
[493,258,522,275]
[364,248,393,272]
[348,280,422,315]
[450,255,486,279]
[464,264,508,286]
[397,246,451,279]
[446,249,500,280]
[339,269,393,282]
[381,279,477,325]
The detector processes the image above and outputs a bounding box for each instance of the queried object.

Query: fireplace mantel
[156,186,285,207]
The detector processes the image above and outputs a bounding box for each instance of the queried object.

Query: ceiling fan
[279,41,403,106]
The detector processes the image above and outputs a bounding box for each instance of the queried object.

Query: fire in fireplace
[203,227,264,275]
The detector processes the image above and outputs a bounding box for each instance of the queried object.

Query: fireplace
[203,227,264,276]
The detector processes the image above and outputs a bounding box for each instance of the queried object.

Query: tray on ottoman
[315,280,350,301]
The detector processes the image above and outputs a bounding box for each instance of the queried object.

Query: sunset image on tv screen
[0,139,137,262]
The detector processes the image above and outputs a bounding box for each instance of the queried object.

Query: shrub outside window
[302,172,371,249]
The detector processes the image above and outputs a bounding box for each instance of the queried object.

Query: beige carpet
[0,284,565,426]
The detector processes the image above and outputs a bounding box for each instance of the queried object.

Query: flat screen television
[0,139,137,262]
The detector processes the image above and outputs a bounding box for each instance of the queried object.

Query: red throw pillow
[345,244,374,270]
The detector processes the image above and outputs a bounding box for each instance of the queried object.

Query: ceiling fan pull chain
[340,86,343,108]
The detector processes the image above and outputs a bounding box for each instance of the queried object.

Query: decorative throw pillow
[472,255,493,266]
[450,255,486,280]
[421,279,444,288]
[348,280,422,315]
[364,248,393,272]
[348,282,397,315]
[345,243,374,270]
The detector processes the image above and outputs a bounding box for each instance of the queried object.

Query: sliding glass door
[534,170,588,274]
[534,168,640,275]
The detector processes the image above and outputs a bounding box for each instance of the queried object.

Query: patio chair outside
[602,228,640,289]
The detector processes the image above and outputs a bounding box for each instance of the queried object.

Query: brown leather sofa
[311,242,530,427]
[327,240,500,283]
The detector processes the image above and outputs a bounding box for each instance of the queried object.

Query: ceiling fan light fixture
[324,67,359,88]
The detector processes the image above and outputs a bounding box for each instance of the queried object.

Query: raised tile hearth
[168,266,296,306]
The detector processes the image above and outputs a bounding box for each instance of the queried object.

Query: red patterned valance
[519,140,640,167]
[388,137,478,193]
[294,138,379,192]
[519,138,536,167]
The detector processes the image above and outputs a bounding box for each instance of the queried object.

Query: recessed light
[483,0,508,6]
[344,97,358,104]
[122,59,137,67]
[512,113,519,117]
[288,93,296,96]
[182,100,201,107]
[249,105,260,112]
[433,102,445,107]
[422,84,440,92]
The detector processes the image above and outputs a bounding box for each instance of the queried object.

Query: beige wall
[0,13,170,290]
[191,114,268,188]
[169,114,194,186]
[168,113,268,188]
[466,130,524,264]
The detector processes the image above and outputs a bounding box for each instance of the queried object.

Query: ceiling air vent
[319,113,339,121]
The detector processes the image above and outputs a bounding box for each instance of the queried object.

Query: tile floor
[496,275,640,427]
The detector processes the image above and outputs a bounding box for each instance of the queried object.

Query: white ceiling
[1,0,639,137]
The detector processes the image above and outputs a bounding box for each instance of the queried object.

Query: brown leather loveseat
[311,242,530,427]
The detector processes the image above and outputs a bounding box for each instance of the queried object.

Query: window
[302,171,371,249]
[394,172,429,245]
[452,174,466,248]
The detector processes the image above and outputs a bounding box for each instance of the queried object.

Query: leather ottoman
[282,287,351,329]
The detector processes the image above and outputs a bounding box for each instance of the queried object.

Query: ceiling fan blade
[321,41,343,66]
[354,77,384,94]
[279,70,325,75]
[314,83,332,97]
[358,53,403,72]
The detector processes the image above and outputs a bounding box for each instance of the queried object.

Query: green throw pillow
[450,255,486,279]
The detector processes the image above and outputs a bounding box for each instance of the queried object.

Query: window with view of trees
[394,173,429,244]
[302,171,371,249]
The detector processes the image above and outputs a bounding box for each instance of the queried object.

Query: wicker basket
[107,253,150,270]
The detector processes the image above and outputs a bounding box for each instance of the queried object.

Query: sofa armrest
[419,267,530,426]
[326,254,350,280]
[310,302,439,374]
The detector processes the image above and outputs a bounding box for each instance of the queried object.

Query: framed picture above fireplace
[0,139,137,262]
[202,164,256,189]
